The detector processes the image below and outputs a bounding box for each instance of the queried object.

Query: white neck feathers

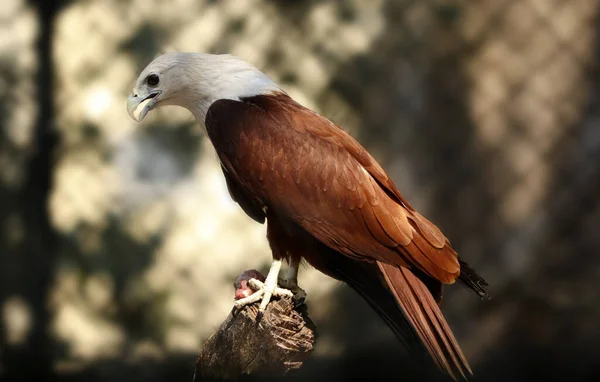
[172,53,283,122]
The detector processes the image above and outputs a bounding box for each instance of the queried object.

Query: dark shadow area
[55,354,196,382]
[0,1,61,381]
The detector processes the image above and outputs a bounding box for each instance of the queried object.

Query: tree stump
[194,271,316,381]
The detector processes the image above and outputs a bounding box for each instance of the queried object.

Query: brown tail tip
[378,261,472,380]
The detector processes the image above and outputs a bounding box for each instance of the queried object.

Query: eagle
[127,52,488,380]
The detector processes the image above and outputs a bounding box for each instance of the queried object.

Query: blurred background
[1,0,599,381]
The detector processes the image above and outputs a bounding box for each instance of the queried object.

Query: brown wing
[221,164,265,224]
[205,94,459,284]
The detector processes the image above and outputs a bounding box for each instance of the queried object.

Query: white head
[126,52,282,124]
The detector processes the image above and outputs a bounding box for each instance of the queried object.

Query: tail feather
[310,243,480,379]
[458,260,490,300]
[312,244,438,362]
[377,261,472,380]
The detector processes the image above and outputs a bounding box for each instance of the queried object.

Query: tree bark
[194,296,316,381]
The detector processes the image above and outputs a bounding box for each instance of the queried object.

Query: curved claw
[278,277,307,305]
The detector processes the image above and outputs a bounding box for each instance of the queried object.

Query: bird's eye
[146,74,159,86]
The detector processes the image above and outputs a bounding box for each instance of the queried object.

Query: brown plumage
[205,92,489,380]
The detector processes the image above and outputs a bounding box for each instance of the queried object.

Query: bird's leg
[258,259,283,316]
[233,259,292,320]
[278,257,307,304]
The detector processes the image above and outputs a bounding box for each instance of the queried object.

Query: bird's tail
[457,260,490,300]
[311,243,478,380]
[377,261,471,380]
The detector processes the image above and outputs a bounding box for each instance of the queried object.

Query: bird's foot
[233,260,292,321]
[233,279,292,320]
[234,278,293,306]
[278,277,307,305]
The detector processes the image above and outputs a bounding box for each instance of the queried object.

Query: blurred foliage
[1,0,600,381]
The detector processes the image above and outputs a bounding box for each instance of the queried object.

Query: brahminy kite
[127,53,488,380]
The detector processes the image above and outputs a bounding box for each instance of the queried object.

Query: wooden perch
[194,271,316,381]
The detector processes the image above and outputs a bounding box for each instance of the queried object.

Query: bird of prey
[127,52,488,380]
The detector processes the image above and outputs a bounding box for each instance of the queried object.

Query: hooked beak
[127,91,161,122]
